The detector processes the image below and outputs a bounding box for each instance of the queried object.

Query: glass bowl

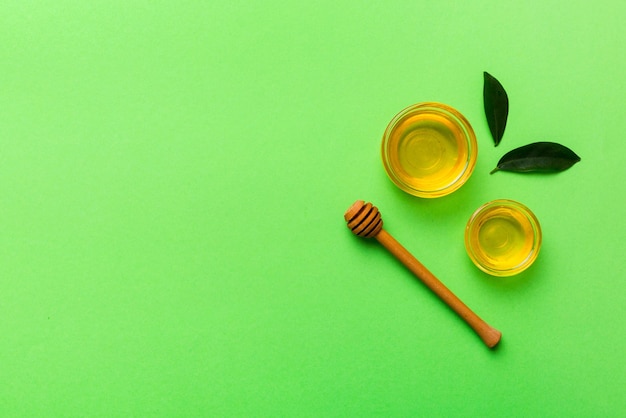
[465,199,542,277]
[381,102,478,198]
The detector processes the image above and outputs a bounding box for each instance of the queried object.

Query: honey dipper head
[344,200,383,238]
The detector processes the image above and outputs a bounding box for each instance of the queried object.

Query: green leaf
[483,72,509,146]
[490,142,581,174]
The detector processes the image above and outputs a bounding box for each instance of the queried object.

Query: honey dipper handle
[375,229,502,348]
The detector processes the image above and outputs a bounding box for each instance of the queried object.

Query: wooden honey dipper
[344,200,502,348]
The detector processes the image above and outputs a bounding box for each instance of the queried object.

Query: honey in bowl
[465,199,542,277]
[381,102,477,198]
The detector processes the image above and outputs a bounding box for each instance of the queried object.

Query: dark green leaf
[490,142,581,174]
[483,71,509,146]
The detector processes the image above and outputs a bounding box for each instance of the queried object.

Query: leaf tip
[489,167,499,174]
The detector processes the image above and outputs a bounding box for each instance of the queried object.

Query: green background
[2,1,625,416]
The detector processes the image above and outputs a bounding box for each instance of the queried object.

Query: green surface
[2,1,625,416]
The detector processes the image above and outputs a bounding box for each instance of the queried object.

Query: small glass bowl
[381,102,478,198]
[465,199,542,277]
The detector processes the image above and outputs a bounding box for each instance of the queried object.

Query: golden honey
[465,200,542,276]
[381,103,477,198]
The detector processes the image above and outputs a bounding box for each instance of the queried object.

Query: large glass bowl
[381,102,478,198]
